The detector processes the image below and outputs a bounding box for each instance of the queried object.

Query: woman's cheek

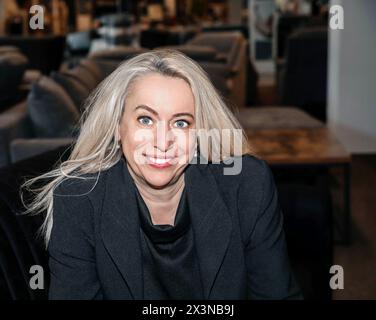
[130,128,152,162]
[173,130,196,164]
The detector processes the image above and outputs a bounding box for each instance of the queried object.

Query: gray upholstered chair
[10,137,74,163]
[278,27,328,121]
[186,32,248,108]
[0,50,29,111]
[0,59,122,168]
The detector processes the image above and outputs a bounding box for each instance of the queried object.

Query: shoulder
[207,154,277,231]
[51,163,122,241]
[200,154,276,213]
[207,154,272,191]
[54,174,99,198]
[52,161,123,222]
[53,160,123,198]
[52,172,100,227]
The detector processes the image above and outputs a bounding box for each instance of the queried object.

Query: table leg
[343,163,351,245]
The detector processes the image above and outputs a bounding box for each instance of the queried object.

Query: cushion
[0,52,29,107]
[63,64,99,92]
[10,137,74,163]
[27,76,80,138]
[50,71,90,112]
[79,59,106,82]
[91,60,120,78]
[188,32,243,66]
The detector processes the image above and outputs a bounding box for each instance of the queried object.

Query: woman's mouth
[145,156,174,168]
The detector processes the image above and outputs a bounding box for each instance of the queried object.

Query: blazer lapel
[100,157,233,300]
[100,158,143,299]
[185,162,233,299]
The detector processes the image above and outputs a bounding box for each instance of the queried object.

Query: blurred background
[0,0,375,300]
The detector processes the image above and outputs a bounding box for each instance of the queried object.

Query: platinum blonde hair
[21,49,251,246]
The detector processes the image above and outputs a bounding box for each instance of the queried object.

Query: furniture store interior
[0,0,375,300]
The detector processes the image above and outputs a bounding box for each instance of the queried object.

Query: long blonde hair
[21,49,251,246]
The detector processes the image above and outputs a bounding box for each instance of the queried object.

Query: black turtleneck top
[135,186,204,300]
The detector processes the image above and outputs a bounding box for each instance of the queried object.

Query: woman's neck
[127,164,185,225]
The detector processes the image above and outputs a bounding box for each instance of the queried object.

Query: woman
[23,50,301,300]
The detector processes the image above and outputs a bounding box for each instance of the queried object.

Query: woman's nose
[154,121,174,152]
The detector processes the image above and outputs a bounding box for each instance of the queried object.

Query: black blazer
[48,154,302,299]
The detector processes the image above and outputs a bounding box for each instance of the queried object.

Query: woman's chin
[144,177,174,189]
[141,168,176,189]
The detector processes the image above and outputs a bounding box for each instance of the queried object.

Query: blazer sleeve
[48,184,103,300]
[239,158,302,299]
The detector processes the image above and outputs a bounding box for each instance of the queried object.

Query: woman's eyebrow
[134,105,158,116]
[173,112,195,119]
[134,105,194,119]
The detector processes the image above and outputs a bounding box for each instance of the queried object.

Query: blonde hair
[21,49,251,246]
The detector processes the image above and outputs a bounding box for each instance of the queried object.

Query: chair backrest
[0,50,28,110]
[188,32,244,67]
[276,15,311,59]
[281,27,328,119]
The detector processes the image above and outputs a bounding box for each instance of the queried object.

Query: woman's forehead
[126,74,195,114]
[130,73,191,93]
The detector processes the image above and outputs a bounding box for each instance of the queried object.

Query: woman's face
[119,73,196,189]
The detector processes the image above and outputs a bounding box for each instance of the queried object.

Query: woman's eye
[174,120,189,128]
[138,116,153,126]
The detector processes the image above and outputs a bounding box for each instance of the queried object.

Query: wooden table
[245,127,351,166]
[236,107,352,244]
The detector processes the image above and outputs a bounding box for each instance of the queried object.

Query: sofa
[0,58,119,168]
[0,47,29,112]
[187,31,249,109]
[161,31,257,108]
[92,31,259,107]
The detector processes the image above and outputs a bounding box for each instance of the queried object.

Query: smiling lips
[145,155,174,168]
